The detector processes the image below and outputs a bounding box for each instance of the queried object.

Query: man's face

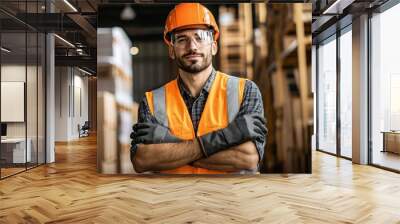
[169,29,217,74]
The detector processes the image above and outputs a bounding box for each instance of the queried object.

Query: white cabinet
[1,138,32,163]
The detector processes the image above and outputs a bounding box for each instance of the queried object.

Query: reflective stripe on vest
[226,76,240,123]
[152,86,168,127]
[146,71,246,174]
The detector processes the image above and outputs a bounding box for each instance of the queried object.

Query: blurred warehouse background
[97,3,312,174]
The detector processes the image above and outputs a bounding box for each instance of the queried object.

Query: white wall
[71,72,89,138]
[1,66,26,139]
[1,64,46,164]
[1,65,36,138]
[55,67,89,141]
[55,66,68,141]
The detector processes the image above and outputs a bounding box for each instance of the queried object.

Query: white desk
[1,138,31,163]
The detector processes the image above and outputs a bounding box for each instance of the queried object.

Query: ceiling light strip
[63,0,78,12]
[1,47,11,53]
[78,67,93,76]
[54,34,75,48]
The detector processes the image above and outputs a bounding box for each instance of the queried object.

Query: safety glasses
[171,29,213,49]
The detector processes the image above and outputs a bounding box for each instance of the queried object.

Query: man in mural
[130,3,267,174]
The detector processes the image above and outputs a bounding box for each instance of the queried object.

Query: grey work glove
[131,123,182,144]
[197,113,267,157]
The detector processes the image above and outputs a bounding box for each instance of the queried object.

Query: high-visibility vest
[145,71,246,174]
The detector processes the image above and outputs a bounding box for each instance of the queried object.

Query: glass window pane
[38,32,45,165]
[371,3,400,171]
[1,15,28,177]
[1,1,46,178]
[27,30,38,169]
[339,28,352,158]
[317,36,337,154]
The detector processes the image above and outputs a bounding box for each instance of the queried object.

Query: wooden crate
[117,104,135,174]
[97,91,118,174]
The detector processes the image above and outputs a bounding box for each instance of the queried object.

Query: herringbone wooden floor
[1,135,400,224]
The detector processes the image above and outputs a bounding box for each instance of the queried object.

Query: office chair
[79,121,90,138]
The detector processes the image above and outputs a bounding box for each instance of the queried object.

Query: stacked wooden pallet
[219,6,251,78]
[97,27,137,174]
[253,3,312,173]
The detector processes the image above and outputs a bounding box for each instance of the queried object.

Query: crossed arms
[132,140,259,173]
[130,112,266,173]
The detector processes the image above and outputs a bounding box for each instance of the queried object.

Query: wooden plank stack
[219,6,246,77]
[96,91,117,174]
[252,3,312,173]
[219,5,254,79]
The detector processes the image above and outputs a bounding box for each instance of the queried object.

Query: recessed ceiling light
[130,46,139,55]
[121,5,135,20]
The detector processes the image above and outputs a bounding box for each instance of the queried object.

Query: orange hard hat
[164,3,219,45]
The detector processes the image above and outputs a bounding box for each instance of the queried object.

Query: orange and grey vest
[145,71,246,174]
